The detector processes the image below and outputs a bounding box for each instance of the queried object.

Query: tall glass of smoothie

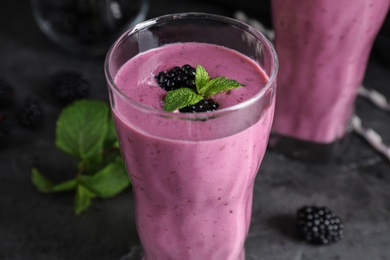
[269,0,390,162]
[104,13,278,260]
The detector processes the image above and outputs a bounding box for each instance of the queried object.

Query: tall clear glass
[104,13,278,260]
[269,0,390,162]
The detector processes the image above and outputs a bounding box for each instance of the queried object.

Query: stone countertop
[1,1,390,260]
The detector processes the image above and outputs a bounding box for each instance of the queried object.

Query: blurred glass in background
[31,0,149,56]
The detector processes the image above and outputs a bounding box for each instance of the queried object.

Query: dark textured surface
[1,1,390,260]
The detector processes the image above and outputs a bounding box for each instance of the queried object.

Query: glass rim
[104,12,278,119]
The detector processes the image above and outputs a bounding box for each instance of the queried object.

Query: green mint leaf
[51,179,78,192]
[78,161,130,198]
[56,100,109,163]
[163,65,243,113]
[104,114,118,148]
[74,184,96,215]
[163,88,204,112]
[31,168,54,193]
[112,141,120,149]
[195,64,209,93]
[32,168,77,193]
[202,77,243,98]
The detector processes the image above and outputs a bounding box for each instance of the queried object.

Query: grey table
[1,1,390,259]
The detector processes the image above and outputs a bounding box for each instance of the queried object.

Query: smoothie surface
[114,42,269,111]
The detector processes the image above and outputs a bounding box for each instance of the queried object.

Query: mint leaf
[32,99,130,215]
[201,77,242,98]
[74,184,96,215]
[31,168,55,193]
[195,64,209,93]
[56,100,109,163]
[51,179,78,192]
[104,114,119,148]
[162,64,243,112]
[32,168,77,193]
[78,161,130,198]
[163,88,204,112]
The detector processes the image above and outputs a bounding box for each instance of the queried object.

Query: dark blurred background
[1,1,390,260]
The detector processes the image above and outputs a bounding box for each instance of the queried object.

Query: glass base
[268,132,351,163]
[120,245,143,260]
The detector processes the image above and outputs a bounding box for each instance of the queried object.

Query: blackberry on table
[155,64,196,91]
[0,115,12,143]
[296,206,344,245]
[17,98,44,128]
[179,99,219,113]
[49,71,90,104]
[0,76,15,107]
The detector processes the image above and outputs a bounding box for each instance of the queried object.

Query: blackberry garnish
[155,64,196,91]
[49,71,90,104]
[0,115,12,143]
[160,64,242,113]
[297,206,344,245]
[179,99,219,113]
[0,76,15,107]
[17,98,44,128]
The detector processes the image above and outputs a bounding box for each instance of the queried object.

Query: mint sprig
[163,64,243,112]
[195,64,210,93]
[163,88,203,112]
[200,77,242,98]
[31,100,130,215]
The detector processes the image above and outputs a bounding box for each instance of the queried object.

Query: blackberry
[0,115,12,143]
[179,99,219,113]
[17,98,44,128]
[155,64,196,91]
[49,71,90,104]
[0,76,15,107]
[296,206,344,245]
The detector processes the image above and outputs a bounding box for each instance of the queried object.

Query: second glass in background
[270,0,390,162]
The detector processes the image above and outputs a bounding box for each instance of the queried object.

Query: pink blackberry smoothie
[271,0,390,149]
[111,42,275,260]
